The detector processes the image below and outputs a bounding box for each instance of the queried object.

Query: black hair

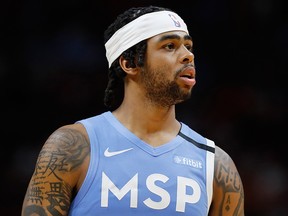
[103,5,172,110]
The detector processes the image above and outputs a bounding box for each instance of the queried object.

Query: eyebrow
[158,34,192,42]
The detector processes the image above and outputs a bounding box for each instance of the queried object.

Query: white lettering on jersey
[101,172,138,208]
[176,176,201,212]
[174,155,203,169]
[143,173,170,209]
[101,172,202,212]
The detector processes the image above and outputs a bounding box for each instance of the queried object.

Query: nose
[180,47,194,64]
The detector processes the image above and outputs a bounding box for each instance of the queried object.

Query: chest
[90,143,208,215]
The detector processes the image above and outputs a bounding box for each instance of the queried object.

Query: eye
[164,43,176,50]
[185,44,193,52]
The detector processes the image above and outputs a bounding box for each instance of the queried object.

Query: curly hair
[103,5,173,110]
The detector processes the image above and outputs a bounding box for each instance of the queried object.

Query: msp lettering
[101,172,201,212]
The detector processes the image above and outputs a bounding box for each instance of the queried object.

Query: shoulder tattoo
[23,128,90,215]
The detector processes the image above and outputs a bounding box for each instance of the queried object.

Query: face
[139,31,196,107]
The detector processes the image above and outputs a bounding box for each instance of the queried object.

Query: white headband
[105,10,189,68]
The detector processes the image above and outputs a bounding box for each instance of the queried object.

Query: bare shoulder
[49,123,89,152]
[40,123,90,182]
[208,145,245,216]
[21,123,90,216]
[38,123,91,185]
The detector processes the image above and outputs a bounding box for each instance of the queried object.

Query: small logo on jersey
[174,155,203,169]
[104,147,133,157]
[168,14,181,27]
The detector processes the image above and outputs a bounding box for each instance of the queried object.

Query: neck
[112,101,180,147]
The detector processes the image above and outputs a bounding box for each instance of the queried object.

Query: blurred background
[1,0,287,215]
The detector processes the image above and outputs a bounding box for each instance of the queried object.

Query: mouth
[180,74,194,79]
[178,65,196,87]
[179,65,195,78]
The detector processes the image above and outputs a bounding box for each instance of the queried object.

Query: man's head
[103,6,190,109]
[105,9,188,68]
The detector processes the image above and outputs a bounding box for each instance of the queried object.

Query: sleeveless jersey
[68,111,215,216]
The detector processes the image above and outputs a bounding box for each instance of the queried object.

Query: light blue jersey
[69,111,215,215]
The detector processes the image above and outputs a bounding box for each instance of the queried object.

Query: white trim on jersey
[205,138,215,215]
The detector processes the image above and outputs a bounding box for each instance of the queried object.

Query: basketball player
[22,5,245,216]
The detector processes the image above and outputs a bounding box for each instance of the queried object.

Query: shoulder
[214,145,235,166]
[43,123,90,158]
[213,146,243,186]
[208,145,245,216]
[40,123,90,186]
[48,123,89,146]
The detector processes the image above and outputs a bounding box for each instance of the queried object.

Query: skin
[22,31,244,215]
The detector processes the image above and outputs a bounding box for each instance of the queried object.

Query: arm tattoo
[215,150,244,216]
[23,128,90,216]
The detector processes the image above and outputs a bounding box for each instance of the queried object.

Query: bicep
[22,126,90,216]
[209,146,245,216]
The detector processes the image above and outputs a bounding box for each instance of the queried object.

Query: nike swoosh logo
[104,147,133,157]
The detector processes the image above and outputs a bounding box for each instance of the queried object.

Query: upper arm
[208,146,245,216]
[21,124,90,216]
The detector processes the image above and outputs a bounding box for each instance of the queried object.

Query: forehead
[149,31,192,42]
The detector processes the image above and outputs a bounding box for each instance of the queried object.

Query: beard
[139,65,192,107]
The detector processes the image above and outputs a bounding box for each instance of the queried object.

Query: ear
[119,56,138,75]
